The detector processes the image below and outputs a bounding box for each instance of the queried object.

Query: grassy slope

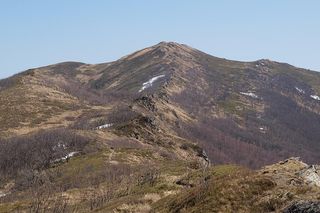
[1,42,320,212]
[152,162,320,213]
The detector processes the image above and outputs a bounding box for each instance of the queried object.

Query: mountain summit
[0,42,320,212]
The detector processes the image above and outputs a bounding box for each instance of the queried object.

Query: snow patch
[295,87,305,94]
[311,95,320,101]
[63,152,79,159]
[96,123,113,130]
[259,127,267,133]
[52,151,79,164]
[240,92,259,99]
[139,75,165,93]
[0,192,6,198]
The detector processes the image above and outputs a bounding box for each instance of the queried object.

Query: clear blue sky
[1,0,319,79]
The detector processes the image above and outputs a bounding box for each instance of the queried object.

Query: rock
[283,201,320,213]
[136,96,157,112]
[299,165,320,187]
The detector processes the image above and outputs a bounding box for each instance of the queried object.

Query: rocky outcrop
[261,157,320,188]
[299,165,320,187]
[284,201,320,213]
[134,96,157,112]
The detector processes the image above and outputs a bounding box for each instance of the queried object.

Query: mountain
[0,42,320,212]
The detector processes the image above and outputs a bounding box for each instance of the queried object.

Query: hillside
[0,42,320,212]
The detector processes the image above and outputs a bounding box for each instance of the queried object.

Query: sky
[0,0,320,79]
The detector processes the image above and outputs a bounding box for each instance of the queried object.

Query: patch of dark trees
[0,129,89,182]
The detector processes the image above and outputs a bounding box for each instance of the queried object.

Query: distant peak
[152,41,196,56]
[156,41,188,49]
[256,59,273,64]
[157,41,181,46]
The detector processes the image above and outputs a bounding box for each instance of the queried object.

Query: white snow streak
[96,123,113,130]
[240,92,259,99]
[311,95,320,101]
[52,152,79,163]
[295,87,305,94]
[63,152,79,159]
[139,75,165,92]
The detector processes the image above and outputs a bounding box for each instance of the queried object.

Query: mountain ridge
[1,42,320,165]
[0,42,320,212]
[3,41,319,83]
